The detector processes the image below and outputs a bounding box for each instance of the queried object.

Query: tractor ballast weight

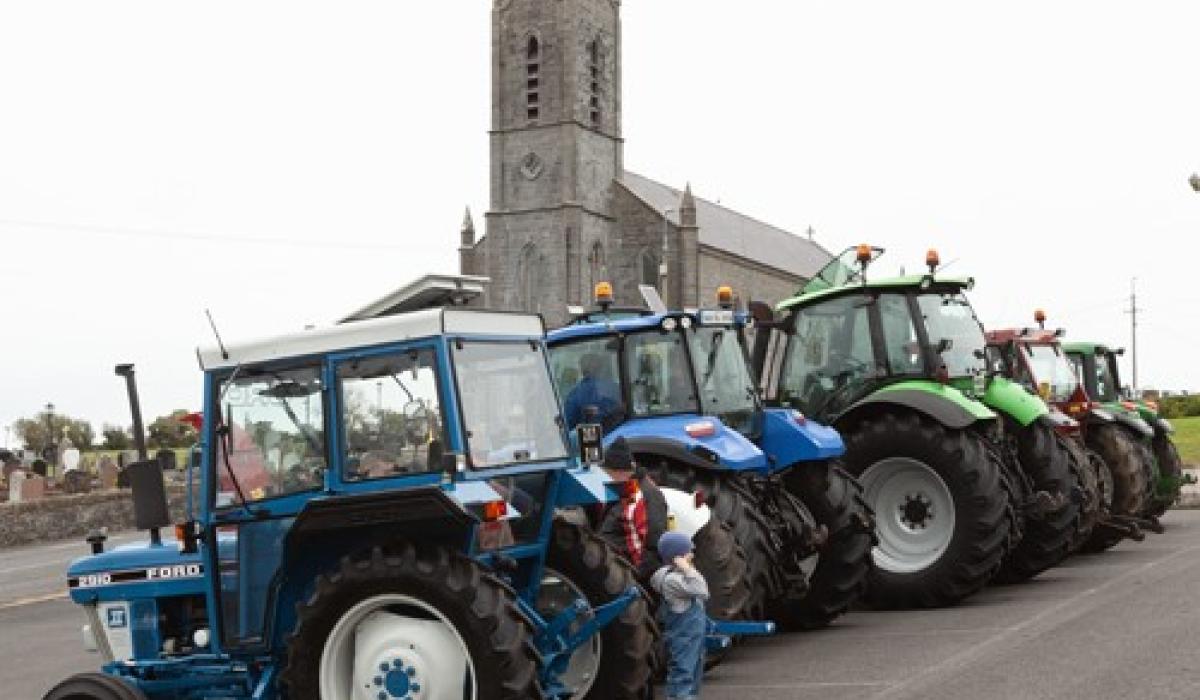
[548,289,872,631]
[48,286,657,700]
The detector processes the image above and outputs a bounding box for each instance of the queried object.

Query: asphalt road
[4,515,1200,699]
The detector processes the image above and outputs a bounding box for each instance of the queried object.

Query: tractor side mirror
[747,301,776,327]
[124,460,171,536]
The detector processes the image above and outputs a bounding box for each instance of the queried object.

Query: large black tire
[777,462,873,629]
[1133,439,1160,520]
[1086,423,1150,519]
[1060,435,1102,553]
[843,411,1011,609]
[1080,446,1130,553]
[281,542,542,700]
[638,458,761,620]
[545,517,657,700]
[993,420,1078,583]
[1150,434,1185,518]
[43,673,147,700]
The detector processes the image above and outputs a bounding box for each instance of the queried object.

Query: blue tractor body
[52,304,654,700]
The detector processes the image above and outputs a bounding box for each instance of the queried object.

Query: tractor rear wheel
[43,673,147,700]
[993,420,1078,583]
[544,517,657,700]
[639,459,761,620]
[777,463,873,629]
[1086,423,1150,519]
[843,411,1010,609]
[281,542,542,700]
[1060,435,1102,552]
[1149,434,1183,518]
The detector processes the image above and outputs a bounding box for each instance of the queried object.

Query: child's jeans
[660,599,707,698]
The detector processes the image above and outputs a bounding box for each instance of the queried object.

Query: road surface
[4,515,1200,699]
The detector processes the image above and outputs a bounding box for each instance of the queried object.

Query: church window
[638,249,660,290]
[526,35,540,121]
[518,242,547,313]
[587,40,601,127]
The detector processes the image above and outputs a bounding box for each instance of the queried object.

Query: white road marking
[0,592,68,610]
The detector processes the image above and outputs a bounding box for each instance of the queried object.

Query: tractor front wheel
[1149,434,1184,518]
[281,542,541,700]
[778,463,873,629]
[844,411,1010,609]
[993,420,1078,583]
[544,517,657,700]
[1086,423,1150,519]
[1060,435,1102,553]
[43,673,147,700]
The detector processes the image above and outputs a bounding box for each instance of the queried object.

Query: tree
[13,411,95,452]
[101,424,132,451]
[147,410,199,449]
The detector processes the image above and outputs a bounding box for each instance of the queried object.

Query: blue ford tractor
[547,283,873,630]
[47,300,657,700]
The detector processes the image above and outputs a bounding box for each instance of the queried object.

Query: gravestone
[98,455,119,490]
[9,470,46,502]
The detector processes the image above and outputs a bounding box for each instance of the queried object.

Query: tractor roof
[1062,341,1120,357]
[547,309,743,344]
[198,308,545,371]
[777,274,975,312]
[985,328,1062,346]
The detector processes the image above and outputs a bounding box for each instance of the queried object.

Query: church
[458,0,831,326]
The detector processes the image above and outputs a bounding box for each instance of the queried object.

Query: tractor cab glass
[1020,343,1077,403]
[552,336,623,430]
[915,292,987,378]
[338,349,446,480]
[626,330,699,417]
[213,364,326,508]
[780,294,877,416]
[453,341,568,468]
[1093,352,1120,402]
[689,325,757,436]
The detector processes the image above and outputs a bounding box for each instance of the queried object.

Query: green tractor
[751,246,1078,608]
[1063,342,1189,520]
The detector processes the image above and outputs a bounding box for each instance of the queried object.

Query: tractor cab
[53,276,656,700]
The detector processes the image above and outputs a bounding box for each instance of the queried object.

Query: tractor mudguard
[557,464,621,507]
[287,486,477,549]
[1154,417,1175,436]
[607,416,768,474]
[836,381,995,431]
[757,407,845,471]
[1043,409,1079,432]
[1111,411,1154,439]
[982,376,1050,427]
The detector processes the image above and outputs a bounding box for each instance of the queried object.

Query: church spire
[460,206,476,248]
[680,183,697,227]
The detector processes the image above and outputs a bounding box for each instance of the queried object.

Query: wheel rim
[536,568,602,697]
[859,457,956,575]
[320,594,478,700]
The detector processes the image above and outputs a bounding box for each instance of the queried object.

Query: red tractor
[985,312,1157,551]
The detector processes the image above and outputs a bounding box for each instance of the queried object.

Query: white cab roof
[198,308,544,370]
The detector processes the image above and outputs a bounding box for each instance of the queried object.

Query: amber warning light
[716,285,734,308]
[926,249,940,272]
[594,281,614,307]
[855,244,873,264]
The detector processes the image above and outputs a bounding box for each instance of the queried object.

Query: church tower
[472,0,623,324]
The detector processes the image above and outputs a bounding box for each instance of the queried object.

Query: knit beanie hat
[658,531,694,562]
[603,437,633,470]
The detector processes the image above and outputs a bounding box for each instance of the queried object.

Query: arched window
[518,243,546,312]
[587,39,601,127]
[587,241,606,293]
[638,248,660,290]
[526,36,540,121]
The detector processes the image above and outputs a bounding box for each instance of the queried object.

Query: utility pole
[1126,277,1141,394]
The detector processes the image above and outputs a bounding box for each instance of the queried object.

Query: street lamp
[1190,173,1200,192]
[660,207,675,301]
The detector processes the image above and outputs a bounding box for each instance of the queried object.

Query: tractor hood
[757,407,845,470]
[606,415,768,474]
[67,538,208,604]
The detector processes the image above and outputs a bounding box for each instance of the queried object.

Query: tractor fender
[757,407,845,470]
[1111,411,1154,439]
[1154,417,1175,436]
[1043,409,1079,431]
[983,376,1050,427]
[836,384,996,431]
[607,417,768,474]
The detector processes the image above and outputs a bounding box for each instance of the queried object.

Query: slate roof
[619,171,833,279]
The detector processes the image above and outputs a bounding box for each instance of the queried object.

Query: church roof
[619,172,833,279]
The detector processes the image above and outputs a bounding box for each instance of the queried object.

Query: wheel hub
[900,492,934,529]
[370,657,421,699]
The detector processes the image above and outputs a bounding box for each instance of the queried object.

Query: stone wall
[0,487,188,550]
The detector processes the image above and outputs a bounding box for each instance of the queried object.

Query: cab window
[337,349,445,480]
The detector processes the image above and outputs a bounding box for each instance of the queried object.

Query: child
[651,531,709,700]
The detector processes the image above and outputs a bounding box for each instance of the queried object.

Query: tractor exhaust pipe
[115,364,169,547]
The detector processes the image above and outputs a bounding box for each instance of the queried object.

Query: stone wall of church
[610,184,679,307]
[699,246,804,308]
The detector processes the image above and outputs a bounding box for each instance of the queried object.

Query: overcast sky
[2,0,1199,443]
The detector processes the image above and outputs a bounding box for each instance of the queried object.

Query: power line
[0,217,410,251]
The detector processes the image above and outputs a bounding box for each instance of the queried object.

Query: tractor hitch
[532,585,641,699]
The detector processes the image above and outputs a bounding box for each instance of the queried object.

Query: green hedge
[1160,396,1200,419]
